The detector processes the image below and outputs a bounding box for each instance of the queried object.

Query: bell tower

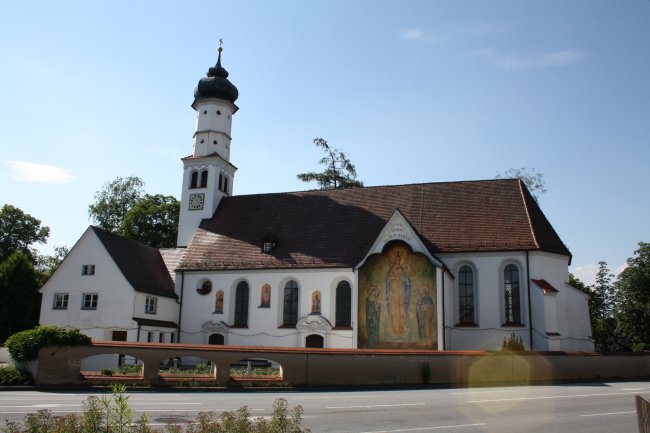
[177,44,239,247]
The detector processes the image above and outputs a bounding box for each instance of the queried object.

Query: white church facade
[39,48,594,353]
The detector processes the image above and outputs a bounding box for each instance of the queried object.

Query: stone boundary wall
[35,340,650,386]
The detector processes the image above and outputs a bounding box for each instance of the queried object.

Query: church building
[39,48,594,353]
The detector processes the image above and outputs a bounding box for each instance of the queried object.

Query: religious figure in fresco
[416,286,435,347]
[215,290,224,314]
[386,250,411,336]
[311,291,321,314]
[260,284,271,308]
[366,286,381,347]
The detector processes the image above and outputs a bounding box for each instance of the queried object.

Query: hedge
[4,326,90,363]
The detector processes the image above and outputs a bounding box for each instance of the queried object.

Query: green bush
[500,333,525,352]
[0,365,34,385]
[4,326,91,363]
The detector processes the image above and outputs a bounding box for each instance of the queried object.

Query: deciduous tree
[615,242,650,351]
[0,204,50,263]
[495,167,546,202]
[297,138,363,190]
[88,176,144,233]
[122,194,180,248]
[0,252,41,344]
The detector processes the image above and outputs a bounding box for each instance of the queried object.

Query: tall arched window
[458,265,475,325]
[335,281,352,328]
[223,176,229,194]
[504,264,521,325]
[283,280,299,327]
[234,281,249,327]
[218,173,223,191]
[190,171,199,188]
[200,170,208,188]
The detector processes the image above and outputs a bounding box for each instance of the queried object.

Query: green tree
[495,167,546,202]
[36,245,70,282]
[0,204,50,263]
[88,176,144,233]
[88,177,179,248]
[615,242,650,351]
[0,252,41,344]
[122,194,180,248]
[297,138,363,190]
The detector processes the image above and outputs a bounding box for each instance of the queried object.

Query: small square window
[53,293,69,310]
[145,297,157,314]
[82,293,98,310]
[82,265,95,276]
[263,242,274,254]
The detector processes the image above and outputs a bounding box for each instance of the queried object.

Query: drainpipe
[136,323,141,342]
[177,271,185,343]
[526,251,533,350]
[441,267,446,350]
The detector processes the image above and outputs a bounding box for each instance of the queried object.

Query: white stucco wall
[177,268,355,349]
[439,250,594,352]
[39,228,136,341]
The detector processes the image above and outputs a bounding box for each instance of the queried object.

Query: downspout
[441,267,446,350]
[526,251,533,350]
[136,323,141,342]
[177,271,185,343]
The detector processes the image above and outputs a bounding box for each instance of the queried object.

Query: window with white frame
[53,293,69,310]
[81,293,98,310]
[145,296,157,314]
[82,265,95,275]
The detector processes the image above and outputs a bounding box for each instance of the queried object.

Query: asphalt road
[1,381,648,432]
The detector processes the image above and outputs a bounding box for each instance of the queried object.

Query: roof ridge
[227,178,520,199]
[517,180,540,250]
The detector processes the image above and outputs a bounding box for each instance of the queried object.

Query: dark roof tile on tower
[178,178,570,271]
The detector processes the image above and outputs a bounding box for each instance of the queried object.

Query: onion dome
[193,46,239,104]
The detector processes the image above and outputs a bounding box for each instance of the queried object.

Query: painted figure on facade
[260,284,271,308]
[311,291,321,314]
[386,250,411,336]
[215,290,224,314]
[416,286,435,347]
[366,286,381,347]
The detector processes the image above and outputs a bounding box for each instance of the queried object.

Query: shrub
[4,326,91,363]
[0,365,33,385]
[100,368,114,376]
[500,333,525,352]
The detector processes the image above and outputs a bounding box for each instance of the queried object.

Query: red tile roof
[178,178,570,271]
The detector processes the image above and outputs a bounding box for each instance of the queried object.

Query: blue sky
[1,1,648,285]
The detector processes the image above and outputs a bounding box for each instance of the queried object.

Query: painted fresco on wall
[311,291,321,314]
[214,290,224,314]
[358,241,437,349]
[259,284,271,308]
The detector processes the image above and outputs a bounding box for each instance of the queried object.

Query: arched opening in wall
[229,358,283,382]
[80,354,143,382]
[305,334,324,348]
[208,333,225,345]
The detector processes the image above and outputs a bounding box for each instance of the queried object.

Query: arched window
[234,281,249,327]
[208,333,224,345]
[283,280,299,327]
[458,265,475,325]
[305,334,324,348]
[200,170,208,188]
[190,171,199,189]
[218,173,223,191]
[504,264,521,325]
[223,176,229,194]
[335,281,352,327]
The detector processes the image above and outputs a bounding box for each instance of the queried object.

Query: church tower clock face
[189,193,205,210]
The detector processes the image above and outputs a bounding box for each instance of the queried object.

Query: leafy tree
[88,176,144,233]
[88,177,179,248]
[0,252,41,344]
[495,167,546,202]
[615,242,650,351]
[0,204,50,263]
[36,245,70,282]
[297,138,363,190]
[122,194,180,248]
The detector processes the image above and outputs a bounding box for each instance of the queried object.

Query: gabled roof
[160,248,185,282]
[91,227,177,298]
[178,178,570,271]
